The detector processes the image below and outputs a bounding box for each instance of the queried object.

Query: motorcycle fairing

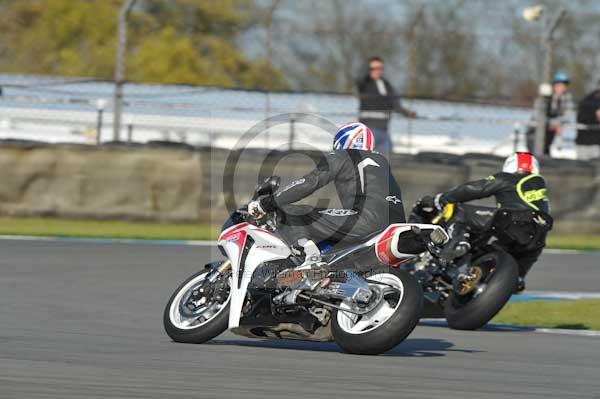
[218,222,292,329]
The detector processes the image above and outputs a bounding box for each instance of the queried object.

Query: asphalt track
[1,239,599,399]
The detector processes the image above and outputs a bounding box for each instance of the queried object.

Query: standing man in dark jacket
[357,56,416,155]
[576,81,600,160]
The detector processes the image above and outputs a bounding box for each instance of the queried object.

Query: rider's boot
[514,263,533,293]
[274,239,328,304]
[296,239,322,269]
[515,277,526,293]
[278,238,324,278]
[439,225,471,263]
[439,223,475,283]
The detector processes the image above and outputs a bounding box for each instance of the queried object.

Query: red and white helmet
[502,152,540,174]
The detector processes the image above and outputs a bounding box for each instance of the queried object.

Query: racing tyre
[331,267,422,355]
[444,250,518,330]
[163,266,231,343]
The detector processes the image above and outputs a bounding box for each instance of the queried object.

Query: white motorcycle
[163,177,448,355]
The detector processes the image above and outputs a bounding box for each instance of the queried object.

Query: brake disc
[456,266,483,295]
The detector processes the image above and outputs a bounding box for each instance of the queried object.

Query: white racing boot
[296,239,329,285]
[274,239,328,304]
[296,239,322,269]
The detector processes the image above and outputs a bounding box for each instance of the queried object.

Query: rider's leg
[513,247,543,292]
[439,221,471,262]
[441,204,495,261]
[279,205,371,263]
[276,205,321,260]
[275,207,379,296]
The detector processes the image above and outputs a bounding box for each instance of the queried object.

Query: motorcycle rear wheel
[443,250,518,330]
[331,267,422,355]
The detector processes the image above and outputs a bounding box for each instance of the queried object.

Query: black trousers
[277,204,383,246]
[525,127,556,155]
[544,129,555,155]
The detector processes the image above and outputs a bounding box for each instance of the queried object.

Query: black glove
[417,196,436,213]
[257,194,276,213]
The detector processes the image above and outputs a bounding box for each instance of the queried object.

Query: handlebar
[414,197,455,226]
[238,206,278,231]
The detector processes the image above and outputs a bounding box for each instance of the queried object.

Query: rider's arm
[439,174,508,205]
[259,152,340,211]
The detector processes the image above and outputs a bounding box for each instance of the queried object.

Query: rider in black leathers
[421,152,552,291]
[248,122,406,254]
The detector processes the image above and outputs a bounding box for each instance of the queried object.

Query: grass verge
[0,216,599,250]
[0,217,219,241]
[492,299,600,330]
[546,235,600,251]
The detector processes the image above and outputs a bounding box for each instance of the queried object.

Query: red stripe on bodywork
[219,222,250,251]
[375,224,410,267]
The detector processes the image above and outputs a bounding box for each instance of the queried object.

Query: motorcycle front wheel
[163,262,231,343]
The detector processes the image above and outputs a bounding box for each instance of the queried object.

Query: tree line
[0,0,598,104]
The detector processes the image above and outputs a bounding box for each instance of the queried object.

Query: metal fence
[0,74,582,158]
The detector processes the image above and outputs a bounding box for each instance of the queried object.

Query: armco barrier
[0,141,597,233]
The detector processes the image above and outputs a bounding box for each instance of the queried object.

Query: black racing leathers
[439,172,551,277]
[439,172,550,214]
[259,150,406,245]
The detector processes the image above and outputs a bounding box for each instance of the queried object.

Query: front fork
[215,259,231,275]
[190,260,232,303]
[204,259,231,281]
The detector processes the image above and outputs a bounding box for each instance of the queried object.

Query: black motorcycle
[405,200,552,330]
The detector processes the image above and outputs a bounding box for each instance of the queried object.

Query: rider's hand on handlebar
[433,194,445,212]
[418,196,436,213]
[419,194,445,213]
[247,200,266,218]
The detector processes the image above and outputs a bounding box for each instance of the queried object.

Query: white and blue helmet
[333,122,375,151]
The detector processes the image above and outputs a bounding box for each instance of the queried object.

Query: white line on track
[543,248,593,254]
[420,319,600,337]
[0,235,218,246]
[523,291,600,300]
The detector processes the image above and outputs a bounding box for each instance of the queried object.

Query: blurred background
[0,0,598,157]
[0,0,599,237]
